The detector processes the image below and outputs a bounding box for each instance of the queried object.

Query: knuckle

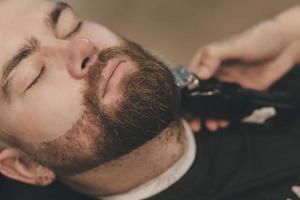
[202,46,217,59]
[191,45,222,71]
[201,46,221,67]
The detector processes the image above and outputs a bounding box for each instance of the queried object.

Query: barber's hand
[189,20,297,90]
[187,116,229,133]
[187,19,300,133]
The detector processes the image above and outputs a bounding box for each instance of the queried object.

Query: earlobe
[0,148,55,186]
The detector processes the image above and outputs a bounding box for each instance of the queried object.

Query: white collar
[100,120,196,200]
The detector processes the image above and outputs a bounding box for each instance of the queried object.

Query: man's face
[0,0,180,176]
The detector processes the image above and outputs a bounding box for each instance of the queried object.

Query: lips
[98,59,124,98]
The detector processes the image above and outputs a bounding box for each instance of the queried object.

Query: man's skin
[1,0,300,199]
[188,5,300,132]
[0,0,185,197]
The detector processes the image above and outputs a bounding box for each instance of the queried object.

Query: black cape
[2,67,300,200]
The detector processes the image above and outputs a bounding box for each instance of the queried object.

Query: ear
[0,148,55,186]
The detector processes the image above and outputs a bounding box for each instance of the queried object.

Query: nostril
[81,57,90,69]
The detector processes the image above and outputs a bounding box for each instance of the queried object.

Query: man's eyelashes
[26,66,45,91]
[64,21,82,39]
[26,21,82,91]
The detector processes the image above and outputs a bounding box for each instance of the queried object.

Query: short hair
[0,130,11,151]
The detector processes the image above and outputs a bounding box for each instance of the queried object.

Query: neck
[62,121,187,197]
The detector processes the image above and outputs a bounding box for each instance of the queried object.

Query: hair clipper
[171,65,298,124]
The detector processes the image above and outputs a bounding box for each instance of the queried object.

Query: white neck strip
[100,120,196,200]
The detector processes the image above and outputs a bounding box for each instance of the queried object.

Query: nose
[65,38,95,79]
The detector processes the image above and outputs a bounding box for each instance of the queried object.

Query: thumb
[189,43,242,80]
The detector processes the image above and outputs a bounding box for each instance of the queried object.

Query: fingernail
[197,66,209,79]
[208,124,218,132]
[191,121,201,132]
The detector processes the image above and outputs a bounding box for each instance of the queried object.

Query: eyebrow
[1,2,71,99]
[1,38,40,99]
[47,2,71,28]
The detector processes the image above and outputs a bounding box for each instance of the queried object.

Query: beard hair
[15,40,181,176]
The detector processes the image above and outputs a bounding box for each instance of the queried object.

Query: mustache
[85,45,135,92]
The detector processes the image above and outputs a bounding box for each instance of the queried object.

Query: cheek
[9,77,86,143]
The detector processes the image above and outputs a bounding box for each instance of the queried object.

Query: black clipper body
[171,66,298,124]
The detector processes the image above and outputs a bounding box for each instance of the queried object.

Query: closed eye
[26,66,45,91]
[25,21,81,92]
[64,21,82,39]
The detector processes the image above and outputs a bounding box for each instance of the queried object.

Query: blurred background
[2,1,300,199]
[60,0,300,64]
[63,0,299,65]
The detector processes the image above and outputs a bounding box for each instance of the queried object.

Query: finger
[205,119,218,132]
[189,49,204,69]
[188,48,220,80]
[189,44,243,80]
[190,120,201,133]
[218,120,230,128]
[215,66,239,83]
[189,48,221,80]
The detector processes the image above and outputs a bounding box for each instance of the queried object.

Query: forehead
[0,0,52,28]
[0,0,54,76]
